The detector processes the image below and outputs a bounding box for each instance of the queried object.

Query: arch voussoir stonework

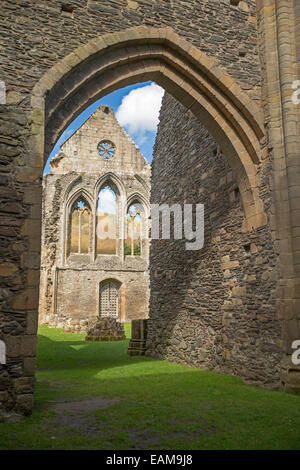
[31,26,267,231]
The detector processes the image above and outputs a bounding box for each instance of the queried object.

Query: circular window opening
[97,140,115,160]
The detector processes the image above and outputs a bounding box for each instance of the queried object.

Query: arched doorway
[99,279,121,319]
[5,25,282,417]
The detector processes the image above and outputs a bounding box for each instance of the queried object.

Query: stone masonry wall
[39,106,150,330]
[1,0,260,100]
[0,0,267,417]
[146,93,281,389]
[54,269,149,322]
[0,0,299,418]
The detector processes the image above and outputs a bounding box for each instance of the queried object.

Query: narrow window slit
[234,187,240,200]
[244,243,251,254]
[61,4,74,16]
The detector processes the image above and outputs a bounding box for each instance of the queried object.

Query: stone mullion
[94,198,98,261]
[131,217,134,256]
[89,206,94,258]
[120,196,125,262]
[78,209,82,254]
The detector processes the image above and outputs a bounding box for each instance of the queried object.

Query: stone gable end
[50,105,150,175]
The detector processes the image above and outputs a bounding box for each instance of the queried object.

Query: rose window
[97,140,115,160]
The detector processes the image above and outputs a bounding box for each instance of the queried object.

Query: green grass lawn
[0,324,299,450]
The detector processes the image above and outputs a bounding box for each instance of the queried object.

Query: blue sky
[44,81,164,174]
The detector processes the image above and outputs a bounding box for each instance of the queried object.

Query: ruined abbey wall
[39,106,151,331]
[147,93,281,388]
[0,0,299,417]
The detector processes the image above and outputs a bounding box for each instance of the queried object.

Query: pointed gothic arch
[96,181,119,256]
[31,25,266,230]
[94,172,125,201]
[66,194,92,257]
[62,187,94,262]
[124,194,149,258]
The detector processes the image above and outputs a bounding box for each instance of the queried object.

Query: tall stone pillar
[0,103,43,417]
[258,0,300,392]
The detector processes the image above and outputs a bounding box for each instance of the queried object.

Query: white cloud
[116,83,164,138]
[97,187,116,214]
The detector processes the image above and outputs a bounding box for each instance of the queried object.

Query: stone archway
[30,26,266,231]
[25,25,266,386]
[2,15,298,417]
[5,25,268,416]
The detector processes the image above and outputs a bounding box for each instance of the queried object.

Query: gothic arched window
[69,198,91,255]
[125,202,144,256]
[96,184,118,255]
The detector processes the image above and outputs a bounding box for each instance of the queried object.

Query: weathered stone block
[15,394,34,416]
[85,317,126,342]
[231,286,247,297]
[13,377,34,394]
[0,263,18,277]
[20,336,37,357]
[12,289,39,311]
[23,358,36,377]
[5,336,21,358]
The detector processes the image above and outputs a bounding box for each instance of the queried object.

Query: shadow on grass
[0,327,299,450]
[37,332,155,373]
[11,363,300,450]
